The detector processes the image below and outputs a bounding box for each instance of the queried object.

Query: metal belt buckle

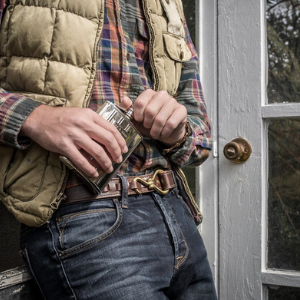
[133,169,169,195]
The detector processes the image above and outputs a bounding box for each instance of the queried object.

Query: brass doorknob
[223,138,252,163]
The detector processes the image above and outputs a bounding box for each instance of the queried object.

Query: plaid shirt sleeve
[167,18,212,168]
[0,88,42,148]
[0,3,41,149]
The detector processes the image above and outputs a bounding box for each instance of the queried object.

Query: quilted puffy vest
[0,0,192,226]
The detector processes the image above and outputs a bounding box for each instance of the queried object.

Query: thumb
[120,96,132,110]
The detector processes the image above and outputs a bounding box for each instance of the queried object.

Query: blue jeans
[20,185,217,300]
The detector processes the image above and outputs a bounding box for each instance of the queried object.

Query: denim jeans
[20,184,217,300]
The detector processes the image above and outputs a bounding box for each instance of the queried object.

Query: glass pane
[268,118,300,270]
[267,1,300,104]
[268,286,300,300]
[183,0,196,43]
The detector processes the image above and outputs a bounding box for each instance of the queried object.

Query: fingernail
[117,156,123,163]
[122,145,128,153]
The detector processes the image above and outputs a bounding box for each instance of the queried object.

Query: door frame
[199,0,300,299]
[197,0,219,291]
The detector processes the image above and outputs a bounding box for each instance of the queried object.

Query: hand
[122,89,187,146]
[21,105,128,177]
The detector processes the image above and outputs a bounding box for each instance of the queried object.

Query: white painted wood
[218,0,263,299]
[198,0,300,298]
[0,267,31,290]
[262,103,300,118]
[262,271,300,287]
[198,0,219,290]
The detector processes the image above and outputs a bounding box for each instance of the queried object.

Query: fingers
[133,89,157,124]
[133,90,187,142]
[120,96,133,110]
[66,146,100,178]
[22,106,128,177]
[151,104,187,140]
[88,117,127,161]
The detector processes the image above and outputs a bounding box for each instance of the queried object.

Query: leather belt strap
[63,170,175,204]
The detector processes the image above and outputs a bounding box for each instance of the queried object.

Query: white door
[199,0,300,299]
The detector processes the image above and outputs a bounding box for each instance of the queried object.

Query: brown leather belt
[63,170,176,204]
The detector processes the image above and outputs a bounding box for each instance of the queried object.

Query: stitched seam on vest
[10,206,48,223]
[42,0,61,93]
[7,90,67,101]
[0,55,93,70]
[1,4,15,88]
[142,1,158,91]
[82,4,104,108]
[11,4,100,22]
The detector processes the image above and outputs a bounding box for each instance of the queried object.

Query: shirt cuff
[1,97,42,149]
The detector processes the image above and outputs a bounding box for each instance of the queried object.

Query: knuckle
[73,116,88,127]
[103,133,117,147]
[165,120,176,131]
[102,160,112,170]
[110,127,120,136]
[144,107,156,118]
[150,130,159,140]
[157,90,169,98]
[179,105,187,114]
[93,149,104,161]
[144,89,154,95]
[82,107,94,117]
[99,137,120,156]
[154,117,165,127]
[57,139,69,150]
[134,100,144,110]
[167,97,177,106]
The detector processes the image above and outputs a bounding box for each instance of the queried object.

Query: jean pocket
[57,199,123,257]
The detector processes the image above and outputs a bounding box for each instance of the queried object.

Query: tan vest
[0,0,193,226]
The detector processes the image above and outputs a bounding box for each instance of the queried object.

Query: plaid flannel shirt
[0,0,212,175]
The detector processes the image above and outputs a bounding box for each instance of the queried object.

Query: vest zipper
[49,168,69,211]
[172,164,203,223]
[141,0,159,91]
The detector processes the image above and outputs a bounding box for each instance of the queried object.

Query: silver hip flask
[59,101,142,194]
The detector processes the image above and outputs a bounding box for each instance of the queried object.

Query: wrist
[20,104,47,137]
[156,122,193,155]
[160,125,187,147]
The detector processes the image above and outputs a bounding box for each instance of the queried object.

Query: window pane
[268,286,300,300]
[183,1,196,43]
[267,0,300,104]
[268,118,300,270]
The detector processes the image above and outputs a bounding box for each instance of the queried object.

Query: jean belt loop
[117,175,129,208]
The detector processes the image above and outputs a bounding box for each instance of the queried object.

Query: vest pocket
[1,144,49,201]
[162,33,192,95]
[163,33,191,63]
